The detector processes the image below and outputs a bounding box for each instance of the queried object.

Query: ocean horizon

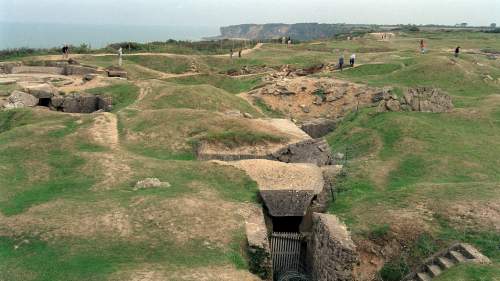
[0,22,220,50]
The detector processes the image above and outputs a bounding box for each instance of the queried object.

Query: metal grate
[271,232,304,279]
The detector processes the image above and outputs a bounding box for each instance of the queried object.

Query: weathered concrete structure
[272,138,333,166]
[246,208,273,280]
[300,118,338,138]
[308,213,359,281]
[216,159,325,217]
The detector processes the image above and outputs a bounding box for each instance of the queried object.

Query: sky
[1,0,499,27]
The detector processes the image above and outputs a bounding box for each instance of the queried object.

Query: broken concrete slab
[272,138,333,166]
[3,90,38,109]
[23,83,58,99]
[300,118,338,138]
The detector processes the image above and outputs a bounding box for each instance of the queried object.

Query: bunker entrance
[38,98,51,107]
[269,216,310,281]
[272,216,303,233]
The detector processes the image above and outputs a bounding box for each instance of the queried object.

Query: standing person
[350,53,356,67]
[230,49,233,59]
[118,47,123,66]
[455,46,461,58]
[420,40,426,54]
[338,55,345,71]
[238,48,242,58]
[61,45,67,59]
[287,38,292,48]
[62,45,69,59]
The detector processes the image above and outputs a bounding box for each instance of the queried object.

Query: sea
[0,22,220,50]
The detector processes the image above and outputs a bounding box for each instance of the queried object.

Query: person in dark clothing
[238,48,242,58]
[455,46,461,57]
[61,45,69,59]
[338,56,345,71]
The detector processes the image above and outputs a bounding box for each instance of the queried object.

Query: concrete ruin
[0,60,126,79]
[308,213,359,281]
[376,87,454,113]
[216,156,357,281]
[246,208,273,280]
[222,159,325,217]
[300,118,338,139]
[3,84,112,113]
[196,118,334,166]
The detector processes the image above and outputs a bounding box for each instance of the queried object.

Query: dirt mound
[248,76,380,120]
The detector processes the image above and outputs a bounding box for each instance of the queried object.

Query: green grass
[87,83,140,111]
[202,130,286,148]
[137,82,262,116]
[126,55,192,74]
[165,74,263,94]
[343,63,402,76]
[0,235,237,281]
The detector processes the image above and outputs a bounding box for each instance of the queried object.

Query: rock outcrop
[308,213,359,281]
[377,87,453,113]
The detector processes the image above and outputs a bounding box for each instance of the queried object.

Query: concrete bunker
[223,159,357,281]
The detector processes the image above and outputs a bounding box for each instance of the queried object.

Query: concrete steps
[402,243,491,281]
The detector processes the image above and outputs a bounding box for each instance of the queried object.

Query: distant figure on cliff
[350,53,356,67]
[62,45,69,59]
[338,55,345,71]
[455,46,461,57]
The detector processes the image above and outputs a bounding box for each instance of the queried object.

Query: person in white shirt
[118,47,123,66]
[350,53,356,67]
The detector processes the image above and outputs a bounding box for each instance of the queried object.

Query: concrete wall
[10,66,65,75]
[246,208,272,280]
[308,213,359,281]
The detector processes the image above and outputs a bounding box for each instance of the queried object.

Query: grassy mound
[119,109,286,160]
[136,82,262,116]
[165,74,263,94]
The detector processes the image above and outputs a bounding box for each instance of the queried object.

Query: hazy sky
[2,0,499,27]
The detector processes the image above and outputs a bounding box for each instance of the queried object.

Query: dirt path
[131,63,200,79]
[90,112,119,150]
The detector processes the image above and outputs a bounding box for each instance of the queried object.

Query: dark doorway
[272,216,303,233]
[38,98,51,107]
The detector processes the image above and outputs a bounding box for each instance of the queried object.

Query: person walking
[350,53,356,67]
[420,40,426,54]
[62,45,69,59]
[455,46,461,58]
[338,55,345,71]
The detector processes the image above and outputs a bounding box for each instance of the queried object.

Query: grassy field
[323,31,500,280]
[1,30,499,281]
